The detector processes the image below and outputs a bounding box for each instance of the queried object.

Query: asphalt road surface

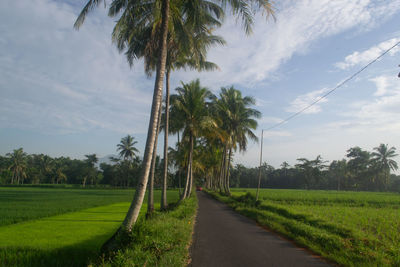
[190,192,332,267]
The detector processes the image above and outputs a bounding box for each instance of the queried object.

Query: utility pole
[256,129,263,201]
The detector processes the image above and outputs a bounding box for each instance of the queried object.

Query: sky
[1,0,400,170]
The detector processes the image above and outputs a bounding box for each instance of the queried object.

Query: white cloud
[0,0,153,135]
[286,88,329,114]
[335,37,400,70]
[369,75,397,97]
[324,75,400,133]
[173,0,400,88]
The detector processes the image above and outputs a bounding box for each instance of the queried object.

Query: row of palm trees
[74,0,275,235]
[119,79,261,217]
[164,80,259,198]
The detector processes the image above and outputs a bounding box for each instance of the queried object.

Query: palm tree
[114,0,224,211]
[83,154,98,187]
[213,87,260,194]
[117,135,139,161]
[372,144,398,190]
[171,79,215,200]
[75,0,274,233]
[159,33,224,210]
[7,148,27,184]
[54,159,67,184]
[281,161,290,177]
[39,155,54,184]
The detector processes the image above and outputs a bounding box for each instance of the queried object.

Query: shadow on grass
[0,232,113,267]
[255,203,353,238]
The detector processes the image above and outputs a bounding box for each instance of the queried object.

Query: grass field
[211,189,400,267]
[0,187,181,267]
[0,187,136,226]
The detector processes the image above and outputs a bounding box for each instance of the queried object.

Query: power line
[263,39,400,132]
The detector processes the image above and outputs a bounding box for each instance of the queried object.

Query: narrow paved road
[190,192,331,267]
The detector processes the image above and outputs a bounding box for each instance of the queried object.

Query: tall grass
[210,189,400,267]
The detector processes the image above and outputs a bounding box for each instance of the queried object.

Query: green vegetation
[0,187,181,267]
[228,144,399,192]
[99,193,197,267]
[210,189,400,266]
[0,187,134,226]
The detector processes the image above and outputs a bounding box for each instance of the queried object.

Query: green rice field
[0,187,180,266]
[213,189,400,267]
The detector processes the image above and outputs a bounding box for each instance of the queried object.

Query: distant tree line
[2,143,398,193]
[230,144,399,192]
[0,136,173,188]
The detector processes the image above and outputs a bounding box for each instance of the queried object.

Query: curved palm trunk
[187,134,194,197]
[120,0,169,232]
[147,100,163,218]
[161,68,171,210]
[218,146,226,192]
[181,159,191,200]
[225,147,232,195]
[181,134,193,200]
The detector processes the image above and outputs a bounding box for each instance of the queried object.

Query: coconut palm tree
[39,155,54,184]
[213,87,260,194]
[117,135,139,161]
[7,148,27,184]
[75,0,274,233]
[83,154,98,187]
[54,159,67,184]
[372,144,398,190]
[171,79,216,199]
[159,33,224,210]
[113,0,224,210]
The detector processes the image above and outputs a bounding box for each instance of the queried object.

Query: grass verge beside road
[98,193,197,267]
[208,189,400,267]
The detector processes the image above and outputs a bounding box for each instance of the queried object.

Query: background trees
[7,148,27,185]
[225,144,399,192]
[0,140,398,193]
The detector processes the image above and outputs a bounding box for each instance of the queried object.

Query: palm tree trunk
[161,68,171,210]
[187,135,194,197]
[223,148,229,193]
[256,129,263,201]
[225,147,232,195]
[147,100,163,218]
[120,0,169,232]
[218,146,226,192]
[181,134,193,200]
[181,158,191,200]
[177,131,181,195]
[188,156,193,197]
[147,145,156,217]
